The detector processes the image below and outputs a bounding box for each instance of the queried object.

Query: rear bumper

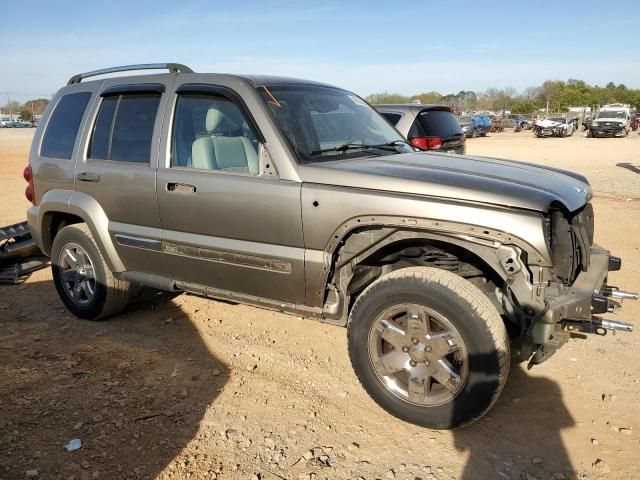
[26,205,44,252]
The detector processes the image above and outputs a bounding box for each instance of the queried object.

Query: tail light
[410,136,442,150]
[24,165,35,205]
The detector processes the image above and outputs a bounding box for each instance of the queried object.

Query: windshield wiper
[310,141,407,156]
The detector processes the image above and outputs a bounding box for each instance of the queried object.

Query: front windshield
[458,116,472,124]
[258,84,412,164]
[597,110,626,119]
[549,117,566,123]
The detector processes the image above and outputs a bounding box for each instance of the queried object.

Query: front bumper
[542,245,635,326]
[525,245,635,366]
[591,124,626,137]
[535,126,565,137]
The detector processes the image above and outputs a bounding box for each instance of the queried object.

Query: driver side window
[171,93,259,175]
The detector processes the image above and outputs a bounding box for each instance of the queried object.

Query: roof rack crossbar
[67,63,194,85]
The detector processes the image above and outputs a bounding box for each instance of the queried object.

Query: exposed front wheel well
[325,229,511,326]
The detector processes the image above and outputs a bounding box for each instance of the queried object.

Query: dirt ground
[1,128,639,480]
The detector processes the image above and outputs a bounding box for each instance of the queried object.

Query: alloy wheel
[58,242,96,306]
[368,303,469,406]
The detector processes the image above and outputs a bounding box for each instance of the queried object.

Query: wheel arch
[318,218,541,326]
[34,190,125,272]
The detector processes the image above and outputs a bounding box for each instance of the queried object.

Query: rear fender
[28,189,125,272]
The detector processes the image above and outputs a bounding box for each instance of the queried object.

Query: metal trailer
[0,222,49,284]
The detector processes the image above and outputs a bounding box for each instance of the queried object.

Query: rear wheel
[51,224,131,320]
[347,267,509,429]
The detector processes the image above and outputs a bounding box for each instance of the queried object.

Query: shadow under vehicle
[3,63,637,430]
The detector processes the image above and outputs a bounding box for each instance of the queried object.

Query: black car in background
[375,104,466,154]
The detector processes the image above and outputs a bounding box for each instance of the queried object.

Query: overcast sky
[2,0,639,102]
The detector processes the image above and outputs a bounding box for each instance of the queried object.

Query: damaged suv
[26,64,636,429]
[590,104,631,137]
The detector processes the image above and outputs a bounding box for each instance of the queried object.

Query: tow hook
[564,316,634,336]
[594,317,634,333]
[601,287,639,300]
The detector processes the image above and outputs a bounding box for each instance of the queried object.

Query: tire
[347,267,509,429]
[480,132,487,137]
[51,224,131,320]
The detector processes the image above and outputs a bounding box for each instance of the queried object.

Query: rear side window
[41,92,92,159]
[381,112,402,126]
[88,93,161,163]
[417,110,462,139]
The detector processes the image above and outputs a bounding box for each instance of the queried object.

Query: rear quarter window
[41,92,92,159]
[381,112,402,126]
[417,110,463,139]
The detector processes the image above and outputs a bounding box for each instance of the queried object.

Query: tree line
[0,98,50,121]
[3,79,638,120]
[366,79,640,113]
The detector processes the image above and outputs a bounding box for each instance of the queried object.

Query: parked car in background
[376,104,465,154]
[505,114,531,130]
[473,114,491,136]
[457,115,478,138]
[533,117,575,137]
[590,105,631,137]
[0,120,15,128]
[457,115,491,138]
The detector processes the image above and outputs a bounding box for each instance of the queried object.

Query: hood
[536,119,564,128]
[299,152,592,213]
[593,117,624,124]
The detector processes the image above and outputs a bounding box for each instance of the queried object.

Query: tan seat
[191,108,258,174]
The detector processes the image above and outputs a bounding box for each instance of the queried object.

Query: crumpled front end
[591,121,627,137]
[519,203,636,367]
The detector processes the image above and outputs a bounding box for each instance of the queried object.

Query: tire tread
[348,266,510,428]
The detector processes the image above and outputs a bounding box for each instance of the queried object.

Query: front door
[156,83,306,304]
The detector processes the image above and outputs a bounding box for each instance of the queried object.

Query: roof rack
[67,63,194,85]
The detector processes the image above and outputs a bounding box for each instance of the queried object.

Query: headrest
[205,104,245,133]
[206,109,230,132]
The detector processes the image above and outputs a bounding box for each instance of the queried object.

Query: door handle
[167,182,196,194]
[77,172,100,183]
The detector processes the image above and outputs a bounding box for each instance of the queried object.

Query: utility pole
[545,99,549,119]
[30,100,35,121]
[6,93,13,121]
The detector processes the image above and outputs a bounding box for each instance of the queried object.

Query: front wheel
[347,267,509,429]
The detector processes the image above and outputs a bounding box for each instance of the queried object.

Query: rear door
[74,75,175,275]
[155,80,306,304]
